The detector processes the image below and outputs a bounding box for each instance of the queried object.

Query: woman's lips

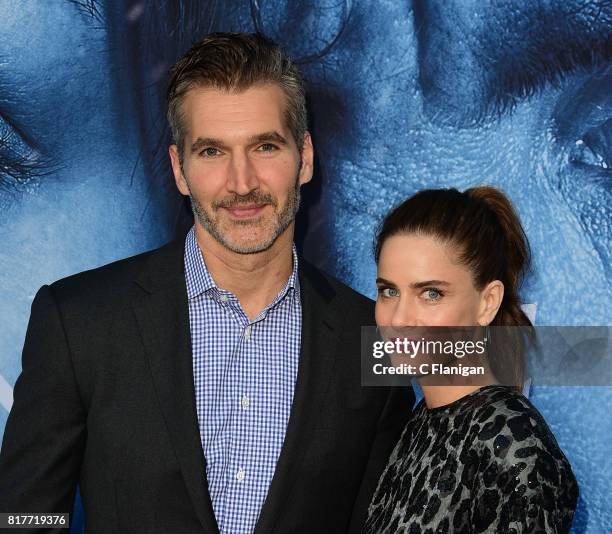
[223,204,267,219]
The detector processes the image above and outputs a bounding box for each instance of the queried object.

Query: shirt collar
[184,227,216,299]
[184,226,300,302]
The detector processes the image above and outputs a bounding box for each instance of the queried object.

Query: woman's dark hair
[375,186,534,387]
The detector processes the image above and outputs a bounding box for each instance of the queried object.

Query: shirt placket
[222,293,253,532]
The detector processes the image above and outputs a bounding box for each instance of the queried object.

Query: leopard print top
[363,386,578,533]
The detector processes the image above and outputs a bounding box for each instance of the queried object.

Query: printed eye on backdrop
[570,118,611,171]
[553,67,611,270]
[0,113,52,197]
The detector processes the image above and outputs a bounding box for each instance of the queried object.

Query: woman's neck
[418,383,496,409]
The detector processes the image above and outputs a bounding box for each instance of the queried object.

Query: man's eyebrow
[248,131,289,145]
[190,132,289,153]
[190,137,228,153]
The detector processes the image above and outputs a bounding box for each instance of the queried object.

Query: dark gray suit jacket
[0,238,413,533]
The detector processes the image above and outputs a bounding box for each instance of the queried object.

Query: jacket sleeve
[347,386,414,533]
[0,284,86,528]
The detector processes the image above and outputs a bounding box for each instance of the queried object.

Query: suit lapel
[131,240,219,534]
[254,260,340,534]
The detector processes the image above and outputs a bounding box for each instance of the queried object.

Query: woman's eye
[378,287,399,298]
[423,288,442,301]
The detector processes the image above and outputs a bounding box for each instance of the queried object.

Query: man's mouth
[223,203,267,219]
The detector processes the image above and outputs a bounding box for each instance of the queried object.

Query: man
[0,33,411,533]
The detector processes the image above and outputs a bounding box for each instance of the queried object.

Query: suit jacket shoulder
[298,256,375,324]
[47,238,185,310]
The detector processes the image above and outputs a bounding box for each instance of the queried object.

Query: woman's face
[375,233,493,329]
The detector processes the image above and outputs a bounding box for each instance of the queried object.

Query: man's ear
[298,132,314,186]
[477,280,504,326]
[169,144,190,196]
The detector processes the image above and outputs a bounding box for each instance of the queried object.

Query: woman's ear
[477,280,504,326]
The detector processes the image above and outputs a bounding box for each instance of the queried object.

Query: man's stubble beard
[188,172,302,255]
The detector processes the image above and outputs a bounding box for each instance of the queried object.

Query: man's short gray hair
[167,32,307,161]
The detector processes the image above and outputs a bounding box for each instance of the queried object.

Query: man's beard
[189,176,301,255]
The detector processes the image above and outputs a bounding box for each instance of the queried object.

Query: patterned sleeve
[469,403,579,533]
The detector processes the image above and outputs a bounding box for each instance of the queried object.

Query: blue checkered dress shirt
[184,227,301,534]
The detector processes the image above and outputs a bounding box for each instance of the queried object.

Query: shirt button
[236,468,245,482]
[244,325,252,338]
[241,395,250,410]
[219,294,228,303]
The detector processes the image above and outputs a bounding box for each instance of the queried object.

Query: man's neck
[193,224,296,321]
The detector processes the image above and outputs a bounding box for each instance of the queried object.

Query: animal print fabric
[363,386,578,533]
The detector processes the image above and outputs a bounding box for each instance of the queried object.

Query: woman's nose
[390,301,419,328]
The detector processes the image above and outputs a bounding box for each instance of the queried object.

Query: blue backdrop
[0,1,610,532]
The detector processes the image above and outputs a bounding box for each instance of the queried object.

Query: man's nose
[227,152,260,195]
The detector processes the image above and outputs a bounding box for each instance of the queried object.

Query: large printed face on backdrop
[264,4,608,528]
[0,2,180,426]
[256,0,610,327]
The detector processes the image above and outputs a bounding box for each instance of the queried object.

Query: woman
[363,187,578,533]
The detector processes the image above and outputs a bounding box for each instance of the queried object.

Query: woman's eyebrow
[375,278,451,288]
[410,280,450,289]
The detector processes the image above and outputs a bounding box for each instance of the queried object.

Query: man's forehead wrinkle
[414,0,612,126]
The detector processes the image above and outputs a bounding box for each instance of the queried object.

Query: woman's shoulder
[467,386,569,462]
[465,386,579,531]
[469,386,560,447]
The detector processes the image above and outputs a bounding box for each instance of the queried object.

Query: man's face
[170,85,313,254]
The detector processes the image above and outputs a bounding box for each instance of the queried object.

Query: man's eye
[200,147,221,157]
[569,118,611,170]
[377,287,399,298]
[257,143,278,152]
